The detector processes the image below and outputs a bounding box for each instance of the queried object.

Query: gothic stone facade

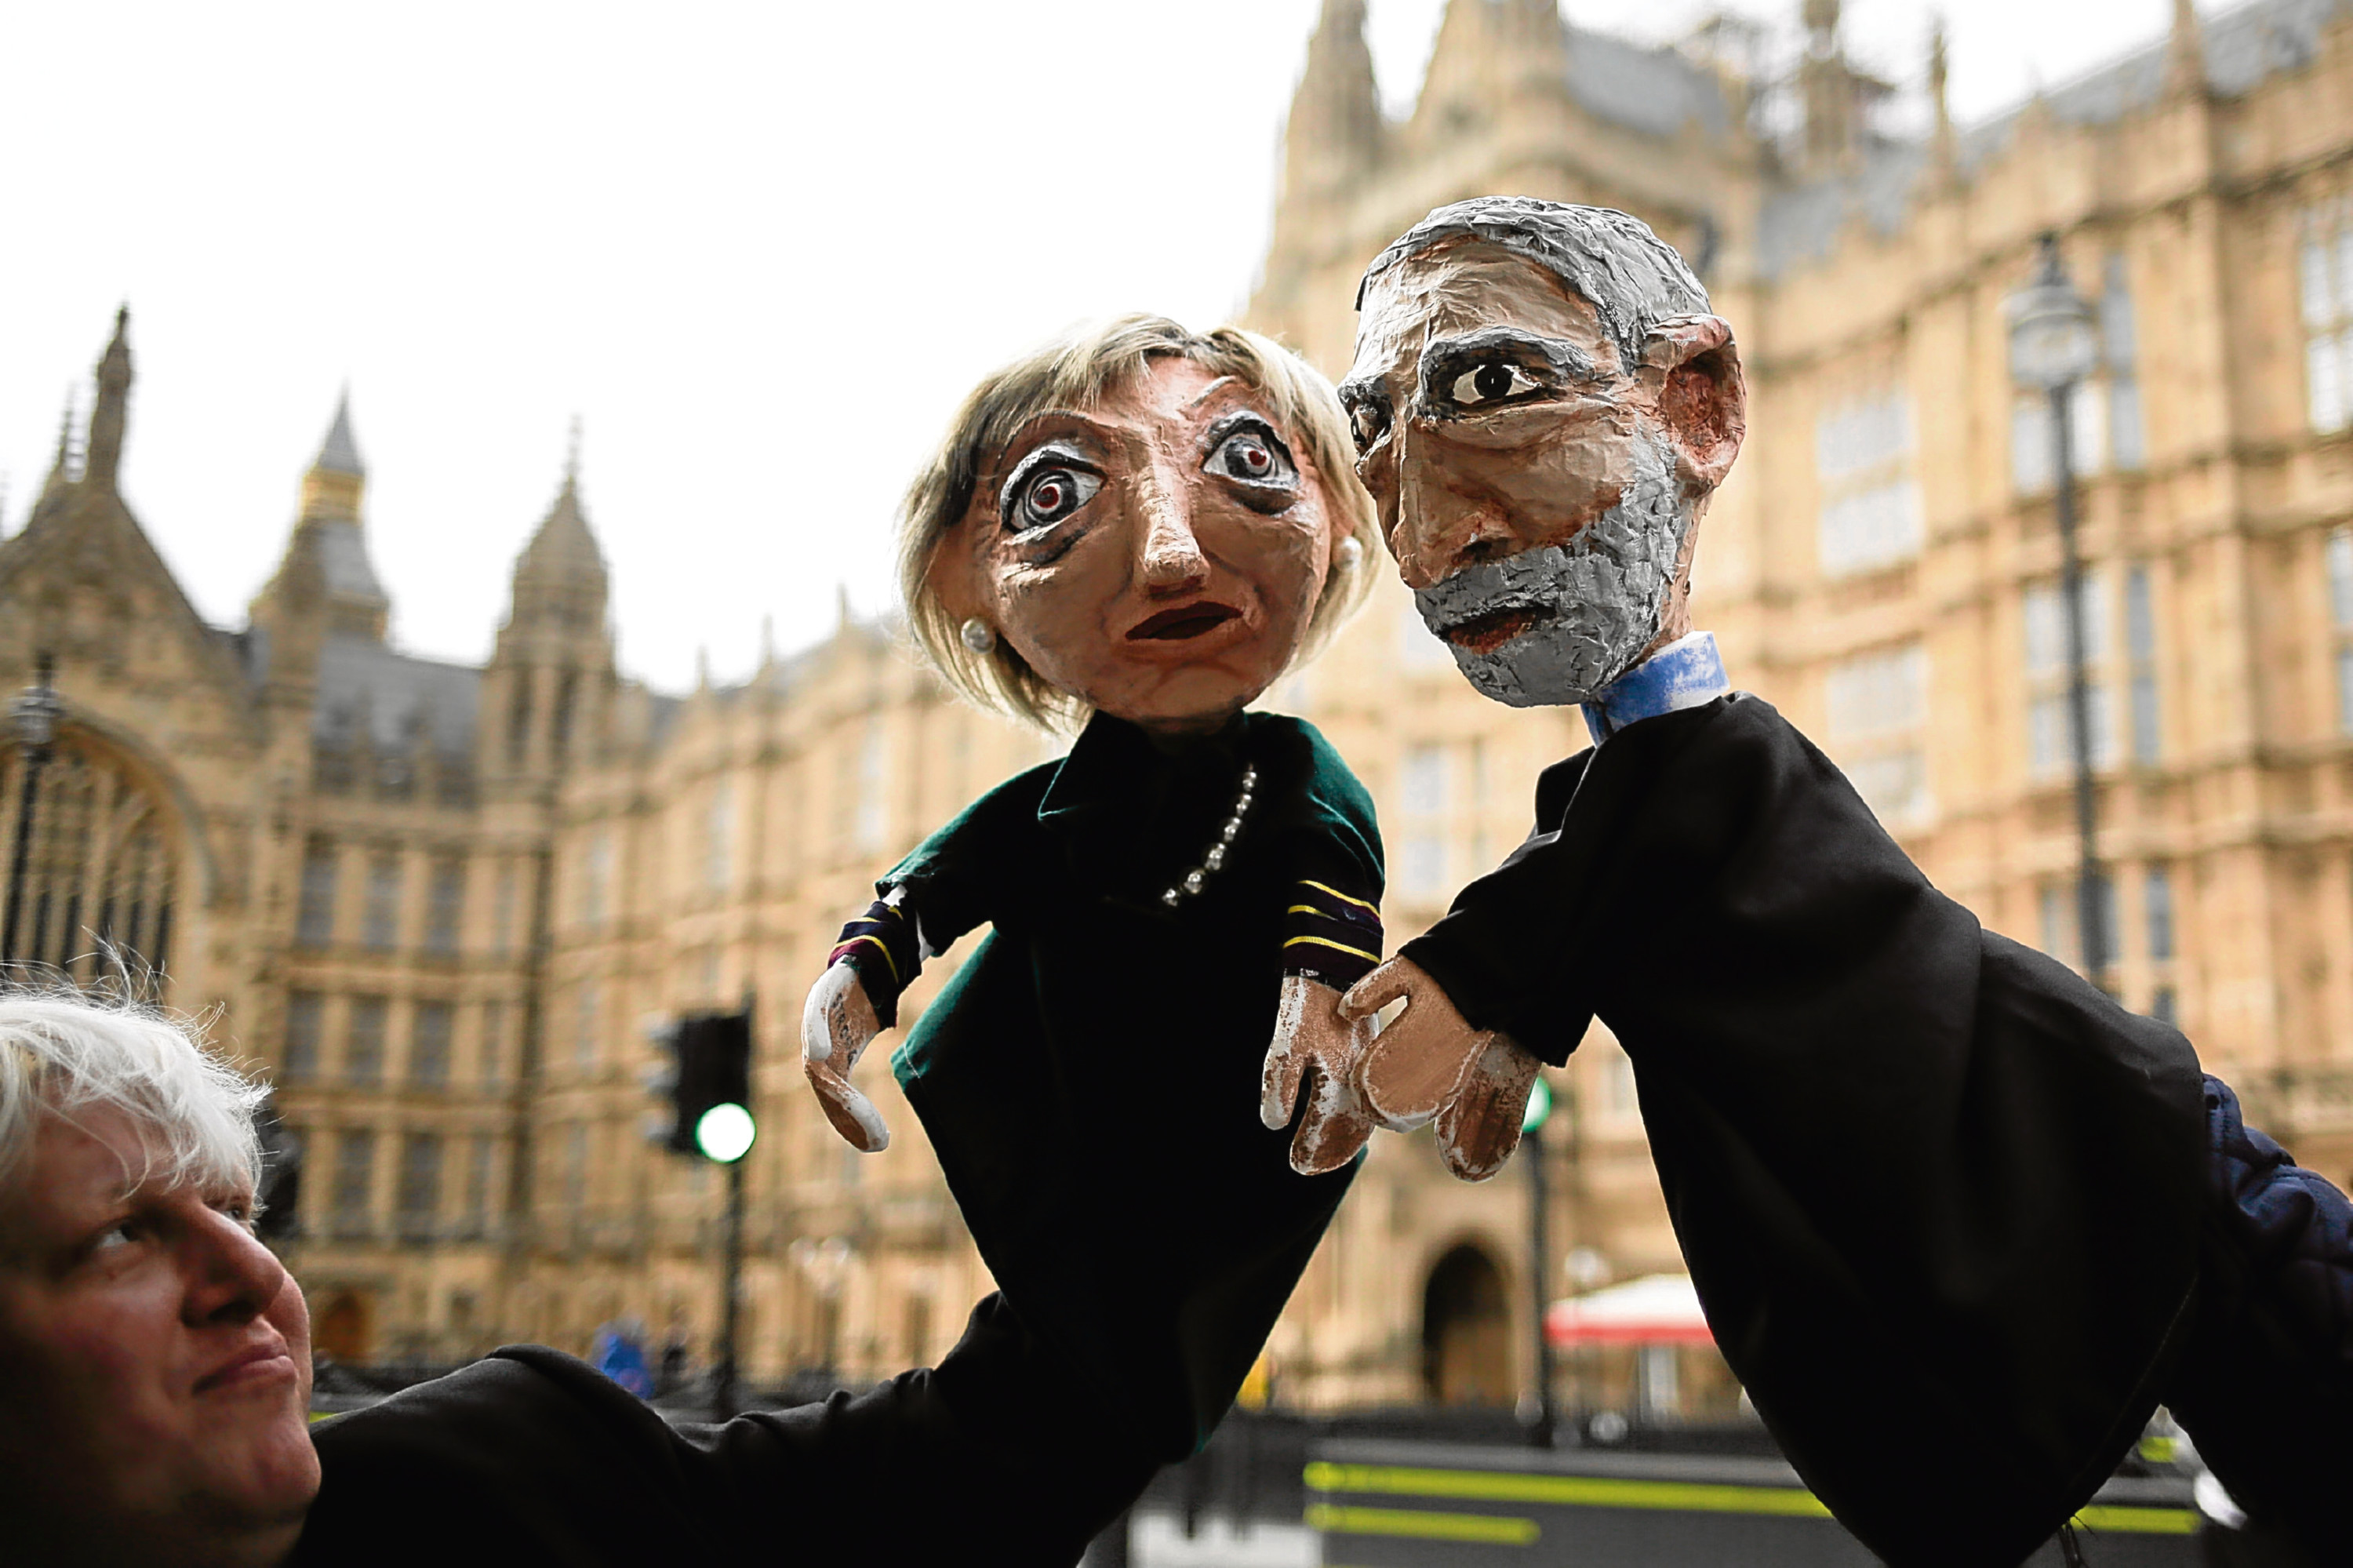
[1242,0,2353,1409]
[11,0,2353,1421]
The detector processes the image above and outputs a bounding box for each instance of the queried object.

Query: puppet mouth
[1438,604,1552,655]
[1128,602,1242,642]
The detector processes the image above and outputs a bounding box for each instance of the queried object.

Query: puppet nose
[1133,468,1211,592]
[1395,427,1515,590]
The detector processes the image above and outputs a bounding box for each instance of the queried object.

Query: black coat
[886,710,1380,1460]
[298,1296,1151,1566]
[1402,693,2212,1568]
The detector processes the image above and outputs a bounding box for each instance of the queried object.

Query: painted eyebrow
[1419,327,1602,396]
[1184,375,1240,410]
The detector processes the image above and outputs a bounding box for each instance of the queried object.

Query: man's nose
[1131,464,1210,594]
[1394,420,1517,591]
[182,1204,289,1326]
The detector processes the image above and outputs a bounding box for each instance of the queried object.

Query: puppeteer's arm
[802,775,1048,1152]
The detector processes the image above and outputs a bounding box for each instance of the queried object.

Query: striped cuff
[1281,879,1384,991]
[829,898,922,1028]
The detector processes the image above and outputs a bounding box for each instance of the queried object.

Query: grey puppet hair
[1358,198,1710,377]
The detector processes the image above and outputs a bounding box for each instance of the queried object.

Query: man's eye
[1450,361,1541,408]
[1347,401,1391,456]
[1012,467,1100,530]
[1207,428,1297,487]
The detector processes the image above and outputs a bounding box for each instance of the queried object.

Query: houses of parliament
[9,0,2353,1417]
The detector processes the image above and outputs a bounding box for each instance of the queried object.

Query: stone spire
[300,389,366,521]
[508,449,609,635]
[2166,0,2206,99]
[83,307,133,494]
[250,394,390,648]
[1929,18,1956,180]
[32,389,77,516]
[1275,0,1383,224]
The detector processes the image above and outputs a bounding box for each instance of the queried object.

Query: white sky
[2,0,2169,690]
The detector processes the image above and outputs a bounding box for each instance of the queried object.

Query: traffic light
[1521,1075,1554,1134]
[645,1009,756,1162]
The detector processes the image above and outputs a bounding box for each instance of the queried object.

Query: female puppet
[799,317,1385,1459]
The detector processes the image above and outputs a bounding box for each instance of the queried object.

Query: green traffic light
[696,1102,757,1162]
[1521,1075,1553,1134]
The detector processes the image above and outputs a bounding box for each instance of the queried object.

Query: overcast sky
[2,0,2170,690]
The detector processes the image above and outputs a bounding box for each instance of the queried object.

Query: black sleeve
[302,1293,1152,1568]
[2165,1076,2353,1553]
[1404,693,2209,1568]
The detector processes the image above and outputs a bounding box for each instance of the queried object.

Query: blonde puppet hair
[0,988,265,1200]
[898,315,1381,732]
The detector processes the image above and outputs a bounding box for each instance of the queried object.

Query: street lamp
[3,653,62,968]
[1521,1075,1557,1449]
[2007,235,2110,987]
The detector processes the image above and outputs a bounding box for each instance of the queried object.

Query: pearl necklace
[1161,762,1258,908]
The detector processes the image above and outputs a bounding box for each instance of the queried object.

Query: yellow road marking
[1306,1504,1539,1544]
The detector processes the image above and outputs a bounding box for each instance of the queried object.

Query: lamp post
[2008,235,2109,986]
[1521,1076,1557,1449]
[3,653,62,968]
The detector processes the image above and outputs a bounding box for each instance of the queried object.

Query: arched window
[0,737,176,995]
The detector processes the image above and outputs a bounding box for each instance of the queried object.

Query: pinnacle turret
[83,307,133,494]
[1275,0,1384,225]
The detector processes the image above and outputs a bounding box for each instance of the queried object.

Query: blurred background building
[5,0,2353,1426]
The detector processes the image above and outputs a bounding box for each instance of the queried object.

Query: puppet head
[1343,198,1745,707]
[903,317,1379,736]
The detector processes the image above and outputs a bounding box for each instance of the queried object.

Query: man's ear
[1640,315,1746,494]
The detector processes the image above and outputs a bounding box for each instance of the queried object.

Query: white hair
[0,989,267,1197]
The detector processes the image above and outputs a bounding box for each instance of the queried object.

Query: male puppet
[1260,198,2351,1566]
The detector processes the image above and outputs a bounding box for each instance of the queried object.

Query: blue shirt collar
[1580,631,1729,746]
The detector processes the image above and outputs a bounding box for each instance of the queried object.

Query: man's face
[1342,240,1733,707]
[943,357,1345,735]
[0,1105,318,1560]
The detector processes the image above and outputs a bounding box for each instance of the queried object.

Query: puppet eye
[1347,400,1391,455]
[1206,426,1297,488]
[1012,467,1100,530]
[1449,361,1540,408]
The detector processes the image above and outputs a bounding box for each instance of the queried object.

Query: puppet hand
[1340,957,1489,1131]
[802,962,890,1153]
[1260,976,1377,1176]
[1431,1032,1543,1182]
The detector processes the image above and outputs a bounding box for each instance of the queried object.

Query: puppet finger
[1432,1038,1541,1183]
[1261,974,1320,1128]
[801,962,872,1070]
[1289,1063,1376,1177]
[1337,957,1416,1024]
[804,1055,892,1153]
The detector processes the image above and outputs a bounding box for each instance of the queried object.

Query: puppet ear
[926,515,991,630]
[1641,315,1746,495]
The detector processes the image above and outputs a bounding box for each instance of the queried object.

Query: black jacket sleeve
[300,1293,1151,1567]
[1402,693,2209,1568]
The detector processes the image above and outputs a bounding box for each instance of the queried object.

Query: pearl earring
[959,618,996,654]
[1338,537,1365,570]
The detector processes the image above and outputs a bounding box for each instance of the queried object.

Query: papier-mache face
[1341,202,1744,708]
[940,357,1345,735]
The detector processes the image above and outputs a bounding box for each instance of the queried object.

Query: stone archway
[1421,1242,1511,1405]
[0,733,177,994]
[313,1290,373,1364]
